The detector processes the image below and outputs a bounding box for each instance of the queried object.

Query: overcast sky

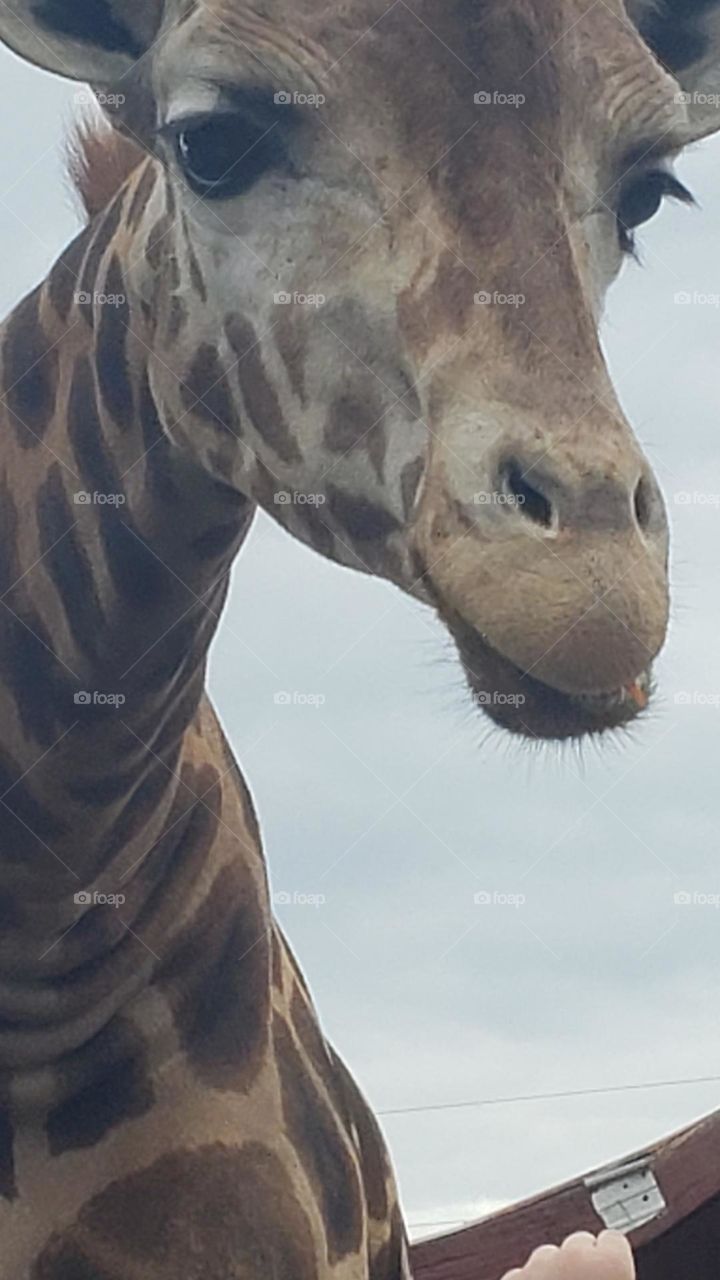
[2,43,720,1242]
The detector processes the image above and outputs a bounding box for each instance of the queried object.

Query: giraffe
[0,1,719,1277]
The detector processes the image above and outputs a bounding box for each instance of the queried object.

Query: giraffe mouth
[449,617,652,742]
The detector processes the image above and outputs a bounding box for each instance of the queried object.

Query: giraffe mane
[68,118,146,221]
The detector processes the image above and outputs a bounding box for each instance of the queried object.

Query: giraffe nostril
[633,474,653,532]
[501,461,554,529]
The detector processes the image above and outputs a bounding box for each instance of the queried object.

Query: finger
[557,1229,635,1279]
[523,1244,564,1278]
[595,1231,635,1277]
[558,1232,598,1255]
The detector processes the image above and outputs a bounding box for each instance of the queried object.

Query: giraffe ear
[630,0,720,139]
[0,0,163,83]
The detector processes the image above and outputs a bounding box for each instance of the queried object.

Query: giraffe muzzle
[412,436,670,741]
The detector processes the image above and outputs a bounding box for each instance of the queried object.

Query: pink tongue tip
[625,681,648,709]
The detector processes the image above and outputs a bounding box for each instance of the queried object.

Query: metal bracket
[584,1157,667,1233]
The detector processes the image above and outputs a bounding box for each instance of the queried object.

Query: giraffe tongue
[625,681,649,710]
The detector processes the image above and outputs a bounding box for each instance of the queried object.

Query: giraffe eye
[616,169,694,253]
[174,112,286,199]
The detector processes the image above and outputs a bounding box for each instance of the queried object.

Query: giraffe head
[2,0,720,741]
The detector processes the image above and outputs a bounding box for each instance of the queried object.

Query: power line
[378,1072,720,1118]
[409,1219,467,1230]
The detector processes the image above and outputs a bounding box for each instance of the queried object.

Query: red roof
[411,1110,720,1279]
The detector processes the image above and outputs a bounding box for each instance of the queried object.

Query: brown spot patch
[290,986,336,1097]
[181,343,240,435]
[275,1012,364,1264]
[35,1143,320,1280]
[46,1039,154,1156]
[2,286,58,446]
[160,850,271,1092]
[326,485,401,545]
[96,255,133,429]
[291,495,336,559]
[145,214,174,274]
[164,180,176,221]
[369,1239,394,1280]
[76,192,126,328]
[397,252,476,361]
[369,1206,406,1280]
[33,1244,120,1280]
[166,295,188,343]
[47,226,93,323]
[0,1109,17,1200]
[274,304,308,404]
[127,161,159,233]
[185,232,208,302]
[331,1050,390,1223]
[225,314,302,465]
[189,521,242,560]
[324,385,388,482]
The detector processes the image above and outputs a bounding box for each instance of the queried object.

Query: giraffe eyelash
[616,169,695,255]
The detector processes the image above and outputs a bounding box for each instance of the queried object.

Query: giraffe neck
[0,130,409,1280]
[0,158,265,1112]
